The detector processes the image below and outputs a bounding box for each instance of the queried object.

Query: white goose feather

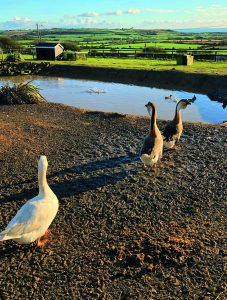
[0,156,59,245]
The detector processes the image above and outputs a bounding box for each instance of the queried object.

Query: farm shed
[176,54,194,65]
[36,42,64,60]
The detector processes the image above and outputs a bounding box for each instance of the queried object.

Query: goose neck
[38,167,48,193]
[149,104,157,135]
[173,104,182,124]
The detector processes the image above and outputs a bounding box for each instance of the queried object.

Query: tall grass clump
[0,81,47,105]
[5,52,24,62]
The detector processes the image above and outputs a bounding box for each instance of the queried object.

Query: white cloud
[78,11,99,17]
[107,8,140,15]
[1,5,227,30]
[65,7,175,22]
[145,8,176,13]
[13,16,21,21]
[127,8,140,14]
[141,18,227,29]
[60,15,118,28]
[115,10,123,16]
[104,10,123,16]
[1,16,34,29]
[78,7,140,18]
[193,4,227,17]
[12,16,31,22]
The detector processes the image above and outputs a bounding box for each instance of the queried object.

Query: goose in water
[0,156,59,247]
[140,101,163,168]
[162,99,191,150]
[165,94,173,100]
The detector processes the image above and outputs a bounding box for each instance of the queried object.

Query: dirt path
[0,103,226,299]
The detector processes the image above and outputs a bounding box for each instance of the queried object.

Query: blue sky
[1,0,227,30]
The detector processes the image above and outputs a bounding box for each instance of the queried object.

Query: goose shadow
[0,243,32,257]
[0,154,140,204]
[42,153,140,198]
[0,154,140,256]
[0,240,45,259]
[52,153,139,177]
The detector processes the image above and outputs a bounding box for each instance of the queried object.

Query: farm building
[35,42,64,60]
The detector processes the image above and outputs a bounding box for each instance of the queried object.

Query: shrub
[5,52,24,62]
[63,51,76,60]
[63,51,87,60]
[0,82,47,105]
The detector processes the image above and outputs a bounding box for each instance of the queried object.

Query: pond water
[0,76,226,123]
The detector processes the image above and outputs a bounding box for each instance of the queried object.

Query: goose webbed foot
[173,144,181,151]
[36,238,49,247]
[44,229,52,237]
[152,163,157,169]
[35,229,52,247]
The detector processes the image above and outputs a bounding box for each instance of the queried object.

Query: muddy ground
[0,103,226,299]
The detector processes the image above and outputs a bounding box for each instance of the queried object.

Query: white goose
[0,156,59,247]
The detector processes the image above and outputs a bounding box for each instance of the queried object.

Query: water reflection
[0,76,226,123]
[207,93,227,109]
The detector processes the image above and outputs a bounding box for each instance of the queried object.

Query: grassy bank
[58,57,227,75]
[1,54,227,76]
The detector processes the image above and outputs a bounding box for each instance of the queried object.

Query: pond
[0,76,226,123]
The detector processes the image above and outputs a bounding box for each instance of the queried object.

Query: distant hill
[176,28,227,33]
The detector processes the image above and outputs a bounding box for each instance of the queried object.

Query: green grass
[44,57,227,75]
[0,54,34,60]
[84,58,227,75]
[1,28,227,76]
[1,52,226,75]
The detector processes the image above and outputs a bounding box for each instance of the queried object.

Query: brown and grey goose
[162,98,194,149]
[140,101,163,168]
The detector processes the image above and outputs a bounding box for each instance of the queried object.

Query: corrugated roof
[36,42,64,49]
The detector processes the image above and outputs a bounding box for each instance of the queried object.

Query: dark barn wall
[36,48,56,60]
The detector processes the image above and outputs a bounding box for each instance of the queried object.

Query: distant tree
[220,39,227,45]
[61,42,80,51]
[143,46,165,53]
[0,36,19,50]
[195,35,203,40]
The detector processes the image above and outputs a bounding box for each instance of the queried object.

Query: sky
[1,0,227,30]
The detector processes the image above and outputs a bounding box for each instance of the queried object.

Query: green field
[2,28,227,51]
[0,28,227,75]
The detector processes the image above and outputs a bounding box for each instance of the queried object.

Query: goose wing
[163,122,178,142]
[140,136,155,156]
[0,200,47,240]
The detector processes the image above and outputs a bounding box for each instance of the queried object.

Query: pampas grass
[0,81,47,105]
